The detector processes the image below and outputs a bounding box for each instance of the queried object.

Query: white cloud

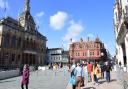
[62,20,84,50]
[35,11,45,25]
[63,20,84,42]
[0,0,9,9]
[36,11,44,17]
[50,11,68,30]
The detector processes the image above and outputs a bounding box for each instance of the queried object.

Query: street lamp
[101,52,104,62]
[101,52,104,56]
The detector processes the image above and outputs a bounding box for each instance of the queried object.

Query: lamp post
[100,52,104,63]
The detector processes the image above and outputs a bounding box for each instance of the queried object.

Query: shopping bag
[70,75,76,85]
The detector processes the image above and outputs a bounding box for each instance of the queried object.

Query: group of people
[48,63,63,70]
[69,61,112,89]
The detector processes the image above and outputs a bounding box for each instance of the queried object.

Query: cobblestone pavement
[66,71,123,89]
[0,67,70,89]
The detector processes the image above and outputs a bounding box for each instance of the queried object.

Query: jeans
[94,74,98,83]
[72,85,76,89]
[88,72,92,82]
[106,72,110,82]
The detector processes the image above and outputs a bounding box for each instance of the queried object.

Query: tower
[18,0,36,32]
[24,0,30,12]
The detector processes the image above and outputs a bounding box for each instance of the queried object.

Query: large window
[3,34,10,48]
[97,51,100,55]
[76,52,77,56]
[11,54,15,62]
[83,52,84,56]
[78,52,80,56]
[17,37,21,48]
[85,52,87,56]
[11,36,16,48]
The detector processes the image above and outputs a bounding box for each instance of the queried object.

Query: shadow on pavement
[83,87,96,89]
[98,78,117,84]
[0,80,16,83]
[99,80,106,84]
[111,79,117,82]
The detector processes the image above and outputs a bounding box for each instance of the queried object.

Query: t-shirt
[87,64,92,73]
[105,65,111,73]
[75,66,82,77]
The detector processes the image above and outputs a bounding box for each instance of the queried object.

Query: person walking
[96,63,101,79]
[81,64,85,87]
[75,63,82,89]
[21,64,30,89]
[87,61,92,82]
[100,64,105,79]
[69,63,76,89]
[93,63,99,85]
[104,62,112,83]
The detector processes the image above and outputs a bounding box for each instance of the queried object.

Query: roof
[95,36,101,43]
[63,51,69,55]
[48,48,63,50]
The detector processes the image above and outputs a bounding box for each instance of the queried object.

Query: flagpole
[4,0,7,19]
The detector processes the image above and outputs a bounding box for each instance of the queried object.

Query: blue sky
[0,0,115,56]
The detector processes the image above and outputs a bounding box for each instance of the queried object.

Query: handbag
[70,75,76,85]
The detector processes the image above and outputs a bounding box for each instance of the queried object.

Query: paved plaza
[0,67,70,89]
[66,71,123,89]
[0,67,126,89]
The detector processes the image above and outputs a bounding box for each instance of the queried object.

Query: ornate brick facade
[69,37,107,63]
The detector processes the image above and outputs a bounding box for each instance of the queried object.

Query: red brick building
[69,37,107,63]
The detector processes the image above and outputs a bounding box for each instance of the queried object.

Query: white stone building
[113,0,128,67]
[46,48,69,65]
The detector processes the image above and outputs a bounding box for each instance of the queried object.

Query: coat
[21,68,29,85]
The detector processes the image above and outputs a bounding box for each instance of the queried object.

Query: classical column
[25,53,27,64]
[31,54,33,65]
[125,33,128,69]
[118,45,124,66]
[27,53,29,64]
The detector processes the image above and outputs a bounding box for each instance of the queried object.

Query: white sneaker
[95,83,99,86]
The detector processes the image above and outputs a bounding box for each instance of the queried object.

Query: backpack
[71,68,75,77]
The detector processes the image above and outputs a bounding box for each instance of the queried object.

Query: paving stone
[66,71,123,89]
[0,67,70,89]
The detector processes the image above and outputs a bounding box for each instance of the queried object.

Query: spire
[87,37,90,41]
[80,37,83,42]
[95,35,100,43]
[24,0,30,12]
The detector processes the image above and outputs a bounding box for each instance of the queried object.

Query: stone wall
[0,70,19,80]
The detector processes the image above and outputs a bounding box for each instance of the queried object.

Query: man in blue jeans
[104,62,112,83]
